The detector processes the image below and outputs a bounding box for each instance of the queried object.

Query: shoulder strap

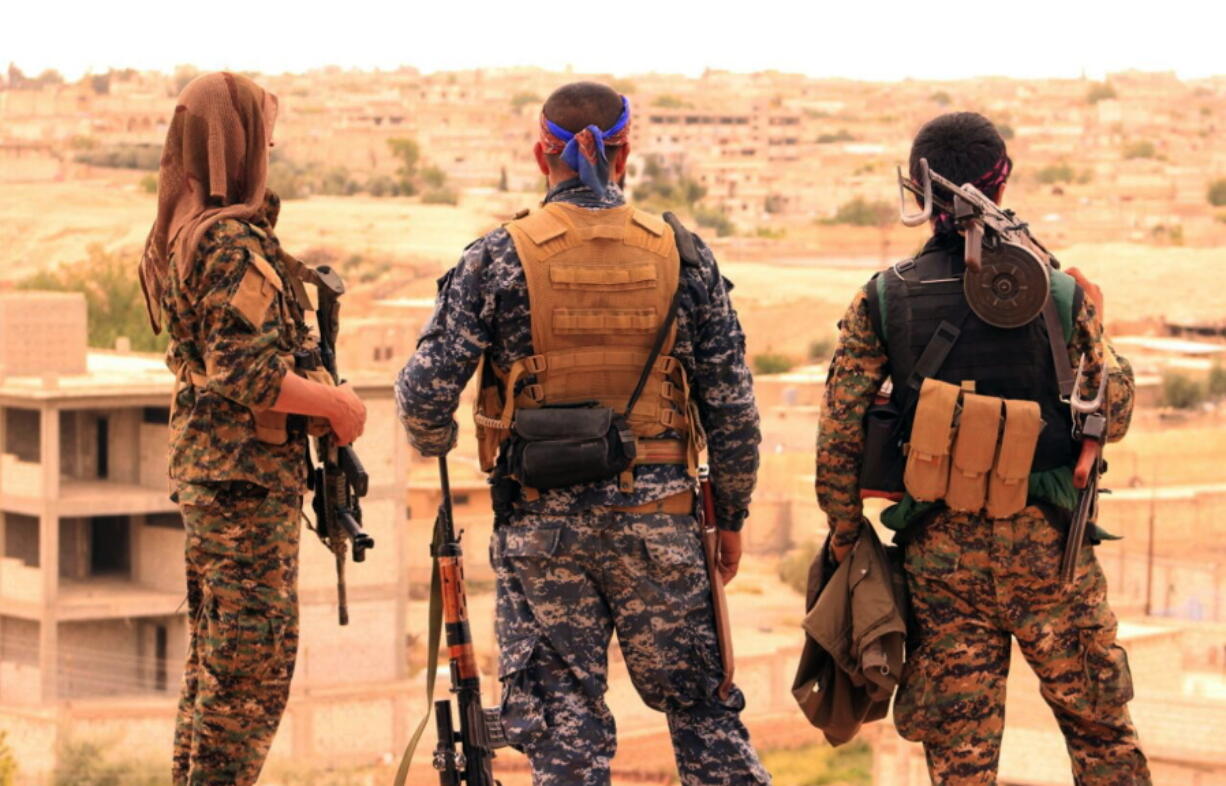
[623,282,683,420]
[865,273,886,344]
[1042,294,1076,399]
[662,211,702,268]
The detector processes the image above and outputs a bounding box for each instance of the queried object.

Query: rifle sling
[393,543,444,786]
[1043,294,1075,399]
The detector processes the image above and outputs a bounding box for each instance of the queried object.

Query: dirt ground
[3,179,1222,356]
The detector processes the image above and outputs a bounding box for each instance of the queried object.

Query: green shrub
[139,173,158,194]
[1036,162,1076,184]
[1123,140,1157,160]
[807,337,834,361]
[1161,371,1207,409]
[1086,81,1117,104]
[19,245,167,352]
[694,206,735,237]
[753,353,794,375]
[760,739,872,785]
[777,541,819,595]
[0,731,15,786]
[1207,178,1226,207]
[1209,362,1226,397]
[422,187,459,205]
[822,196,893,227]
[816,129,855,144]
[54,738,166,786]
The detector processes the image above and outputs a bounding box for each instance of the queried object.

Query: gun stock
[698,466,735,701]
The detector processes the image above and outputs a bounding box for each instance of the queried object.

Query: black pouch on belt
[503,270,684,491]
[859,399,907,499]
[506,404,637,490]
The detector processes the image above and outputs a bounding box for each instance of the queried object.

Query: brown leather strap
[612,491,693,514]
[634,438,688,465]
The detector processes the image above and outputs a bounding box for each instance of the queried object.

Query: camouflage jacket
[396,181,761,529]
[163,192,311,494]
[816,241,1135,537]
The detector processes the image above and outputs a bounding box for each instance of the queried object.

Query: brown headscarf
[139,72,280,333]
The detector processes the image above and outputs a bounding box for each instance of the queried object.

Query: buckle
[524,355,547,374]
[661,380,676,400]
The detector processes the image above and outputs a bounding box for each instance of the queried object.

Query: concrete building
[0,292,417,782]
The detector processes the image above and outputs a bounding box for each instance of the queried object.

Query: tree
[387,137,420,189]
[752,353,794,375]
[930,90,952,106]
[652,94,687,109]
[36,68,64,86]
[421,165,447,189]
[1123,140,1156,160]
[694,206,735,237]
[1207,178,1226,207]
[0,731,16,786]
[824,196,894,227]
[816,129,855,144]
[510,92,539,110]
[1037,162,1077,184]
[1086,81,1117,104]
[19,246,168,353]
[1161,372,1206,409]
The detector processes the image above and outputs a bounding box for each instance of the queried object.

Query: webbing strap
[392,553,443,786]
[1042,295,1075,399]
[908,319,963,391]
[625,283,684,420]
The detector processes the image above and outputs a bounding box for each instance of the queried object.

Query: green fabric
[875,273,888,334]
[1049,268,1076,341]
[881,465,1118,541]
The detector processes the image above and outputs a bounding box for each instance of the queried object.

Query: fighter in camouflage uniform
[815,112,1149,785]
[139,73,366,786]
[397,83,770,785]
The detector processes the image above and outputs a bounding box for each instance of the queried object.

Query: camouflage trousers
[894,506,1150,785]
[492,508,771,786]
[172,481,302,786]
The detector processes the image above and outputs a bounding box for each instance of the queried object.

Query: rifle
[898,158,1058,330]
[696,465,735,701]
[1060,355,1109,587]
[394,456,505,786]
[305,265,375,626]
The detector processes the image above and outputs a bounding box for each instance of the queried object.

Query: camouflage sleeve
[689,237,760,531]
[815,289,889,534]
[1068,296,1135,443]
[195,229,287,411]
[395,238,493,456]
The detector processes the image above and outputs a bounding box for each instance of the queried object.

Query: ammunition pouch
[859,399,907,499]
[503,405,636,490]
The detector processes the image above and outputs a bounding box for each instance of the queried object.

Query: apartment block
[0,292,417,781]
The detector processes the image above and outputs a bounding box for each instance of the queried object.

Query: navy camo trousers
[492,509,771,786]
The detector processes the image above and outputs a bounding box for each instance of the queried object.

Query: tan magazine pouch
[903,378,960,501]
[946,393,1002,512]
[300,366,335,438]
[986,399,1042,518]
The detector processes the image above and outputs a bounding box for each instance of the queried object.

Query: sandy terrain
[1,179,1221,361]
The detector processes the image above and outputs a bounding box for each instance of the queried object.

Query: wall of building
[133,516,183,594]
[57,619,144,698]
[0,617,41,705]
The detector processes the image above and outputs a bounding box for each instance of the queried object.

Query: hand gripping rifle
[898,157,1060,330]
[1060,356,1109,587]
[394,456,505,786]
[305,265,374,625]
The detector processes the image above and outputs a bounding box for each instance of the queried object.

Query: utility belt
[169,349,333,445]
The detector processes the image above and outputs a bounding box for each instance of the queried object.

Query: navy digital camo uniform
[397,181,770,785]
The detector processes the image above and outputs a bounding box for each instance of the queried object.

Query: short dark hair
[541,83,626,169]
[542,82,624,134]
[909,112,1008,200]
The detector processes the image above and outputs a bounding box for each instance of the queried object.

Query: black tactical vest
[870,235,1082,473]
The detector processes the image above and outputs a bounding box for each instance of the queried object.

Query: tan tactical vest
[474,202,703,481]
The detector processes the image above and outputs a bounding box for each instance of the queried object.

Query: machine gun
[305,265,374,626]
[394,456,504,786]
[1060,356,1109,587]
[898,157,1059,329]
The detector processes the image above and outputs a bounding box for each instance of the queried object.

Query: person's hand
[328,383,367,446]
[1066,267,1104,323]
[829,520,865,565]
[717,530,742,585]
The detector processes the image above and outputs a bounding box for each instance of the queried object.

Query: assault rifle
[394,456,505,786]
[1060,356,1109,587]
[305,265,374,626]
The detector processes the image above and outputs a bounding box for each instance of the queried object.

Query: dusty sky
[6,0,1223,82]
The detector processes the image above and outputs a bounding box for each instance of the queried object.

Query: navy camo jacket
[395,181,760,530]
